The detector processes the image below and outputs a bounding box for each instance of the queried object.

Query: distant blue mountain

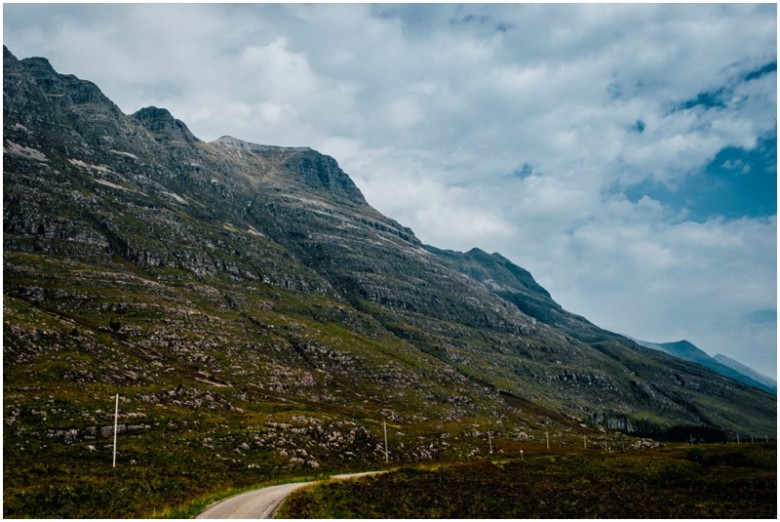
[635,339,776,395]
[713,354,777,394]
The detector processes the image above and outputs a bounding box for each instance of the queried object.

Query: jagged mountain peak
[3,45,57,78]
[277,147,366,203]
[209,135,367,205]
[132,105,177,122]
[19,56,57,75]
[132,105,199,144]
[433,245,555,303]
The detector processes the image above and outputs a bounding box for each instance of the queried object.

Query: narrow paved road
[196,472,383,519]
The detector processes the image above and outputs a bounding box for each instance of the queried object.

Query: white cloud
[383,96,425,129]
[239,39,319,102]
[525,213,776,379]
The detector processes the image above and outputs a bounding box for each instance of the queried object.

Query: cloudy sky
[4,3,777,378]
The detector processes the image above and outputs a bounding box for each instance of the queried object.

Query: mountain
[714,354,776,393]
[3,46,776,516]
[428,246,635,345]
[635,339,776,395]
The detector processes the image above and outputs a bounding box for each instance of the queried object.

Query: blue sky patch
[744,60,776,82]
[624,130,777,221]
[675,60,776,112]
[513,163,535,179]
[678,88,727,111]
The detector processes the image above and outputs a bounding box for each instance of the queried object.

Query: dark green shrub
[687,447,705,464]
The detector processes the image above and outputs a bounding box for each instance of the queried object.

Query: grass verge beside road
[277,443,777,518]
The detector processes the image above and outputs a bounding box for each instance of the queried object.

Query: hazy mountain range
[634,338,776,394]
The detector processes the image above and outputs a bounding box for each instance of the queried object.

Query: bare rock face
[3,43,776,461]
[132,106,199,147]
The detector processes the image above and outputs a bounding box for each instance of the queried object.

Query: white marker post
[488,432,493,455]
[546,431,549,450]
[520,449,524,461]
[583,436,587,449]
[113,393,119,467]
[383,420,388,464]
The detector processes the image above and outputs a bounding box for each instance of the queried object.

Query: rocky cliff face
[3,46,776,514]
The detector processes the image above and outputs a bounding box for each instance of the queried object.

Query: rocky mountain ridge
[3,45,776,516]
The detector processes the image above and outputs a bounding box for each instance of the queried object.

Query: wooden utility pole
[113,393,119,468]
[383,420,389,464]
